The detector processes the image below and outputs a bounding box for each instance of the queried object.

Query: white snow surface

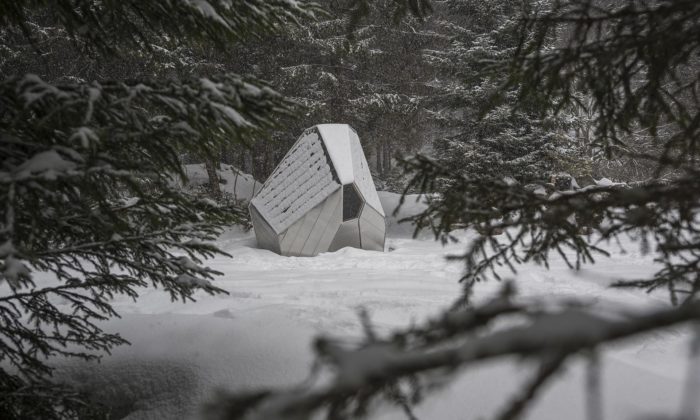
[595,177,626,187]
[183,164,261,201]
[317,123,355,185]
[23,171,692,420]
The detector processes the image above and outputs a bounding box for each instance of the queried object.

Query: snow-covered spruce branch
[1,73,294,164]
[512,0,700,164]
[33,222,227,256]
[0,290,128,379]
[402,155,700,302]
[0,64,271,419]
[0,0,332,416]
[1,0,324,54]
[494,351,568,420]
[203,295,700,420]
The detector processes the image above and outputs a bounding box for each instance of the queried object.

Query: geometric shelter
[249,124,386,256]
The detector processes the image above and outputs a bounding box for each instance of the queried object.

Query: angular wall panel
[250,206,281,254]
[349,129,384,216]
[328,219,361,252]
[286,203,324,255]
[359,205,386,252]
[360,204,385,232]
[301,188,342,256]
[313,190,343,255]
[279,212,304,253]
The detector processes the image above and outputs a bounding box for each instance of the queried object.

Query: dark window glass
[343,184,362,221]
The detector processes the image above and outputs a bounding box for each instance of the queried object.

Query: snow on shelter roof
[251,129,340,234]
[251,124,384,233]
[317,124,354,185]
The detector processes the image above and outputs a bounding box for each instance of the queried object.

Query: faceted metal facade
[249,124,386,256]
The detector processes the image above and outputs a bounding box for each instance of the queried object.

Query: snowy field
[48,166,693,420]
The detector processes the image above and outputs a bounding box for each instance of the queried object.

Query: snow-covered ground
[51,166,693,420]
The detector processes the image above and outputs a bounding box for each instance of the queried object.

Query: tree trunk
[204,159,221,200]
[382,141,392,176]
[244,151,253,175]
[232,167,239,201]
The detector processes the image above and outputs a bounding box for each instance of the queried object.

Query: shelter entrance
[342,184,362,221]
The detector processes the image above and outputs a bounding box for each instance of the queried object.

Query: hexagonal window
[342,184,363,221]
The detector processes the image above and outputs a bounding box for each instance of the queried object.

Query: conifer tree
[0,1,321,417]
[225,0,444,187]
[424,0,584,188]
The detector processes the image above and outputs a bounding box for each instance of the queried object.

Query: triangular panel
[358,204,386,252]
[348,130,384,216]
[249,205,281,254]
[317,124,354,185]
[281,201,323,256]
[328,219,361,252]
[312,190,343,255]
[300,187,342,256]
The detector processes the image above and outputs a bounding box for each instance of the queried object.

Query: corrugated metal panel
[286,202,324,256]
